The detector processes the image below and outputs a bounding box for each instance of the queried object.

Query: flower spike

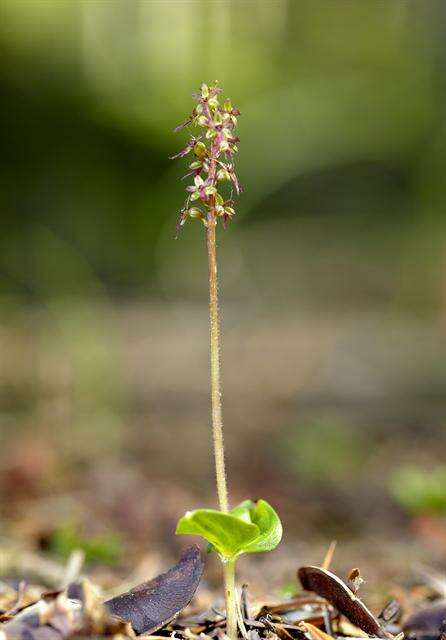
[172,82,241,231]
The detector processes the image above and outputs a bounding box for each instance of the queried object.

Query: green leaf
[229,499,254,523]
[240,499,283,553]
[176,509,260,559]
[176,499,282,560]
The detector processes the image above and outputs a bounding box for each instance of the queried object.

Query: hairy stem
[206,215,229,514]
[223,559,238,640]
[207,217,237,639]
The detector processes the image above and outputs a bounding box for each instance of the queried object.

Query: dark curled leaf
[105,545,204,635]
[298,566,384,637]
[403,603,446,635]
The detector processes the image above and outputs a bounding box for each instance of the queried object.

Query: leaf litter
[2,543,446,640]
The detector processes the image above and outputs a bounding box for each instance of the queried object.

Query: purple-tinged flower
[192,83,222,101]
[214,197,236,228]
[186,175,217,201]
[227,163,242,195]
[216,160,240,189]
[181,159,208,181]
[173,116,194,133]
[170,136,203,160]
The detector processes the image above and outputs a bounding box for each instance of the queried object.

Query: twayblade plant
[171,83,282,640]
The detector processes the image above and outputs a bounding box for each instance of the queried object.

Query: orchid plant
[171,83,282,640]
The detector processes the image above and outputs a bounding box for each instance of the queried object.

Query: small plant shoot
[171,83,282,640]
[176,499,282,560]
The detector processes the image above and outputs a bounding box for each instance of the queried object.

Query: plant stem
[206,216,237,639]
[206,216,229,514]
[223,559,237,640]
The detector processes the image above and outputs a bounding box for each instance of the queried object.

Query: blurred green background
[2,0,446,587]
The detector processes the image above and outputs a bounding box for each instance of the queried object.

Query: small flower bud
[186,207,208,227]
[188,207,204,220]
[193,141,207,158]
[215,204,225,216]
[200,83,209,99]
[208,97,219,109]
[217,168,231,181]
[196,115,208,127]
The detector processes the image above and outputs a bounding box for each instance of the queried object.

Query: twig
[60,549,85,589]
[321,541,337,571]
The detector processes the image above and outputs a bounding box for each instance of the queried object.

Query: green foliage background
[1,0,445,304]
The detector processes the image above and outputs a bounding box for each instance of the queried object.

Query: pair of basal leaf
[176,499,282,561]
